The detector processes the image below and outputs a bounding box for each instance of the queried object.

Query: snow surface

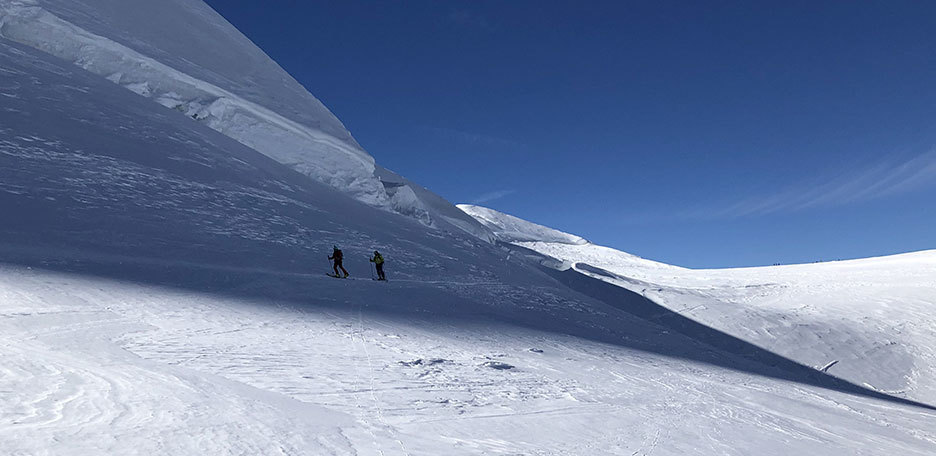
[0,0,490,235]
[2,3,936,454]
[0,0,389,206]
[382,170,494,242]
[459,204,588,245]
[461,205,936,405]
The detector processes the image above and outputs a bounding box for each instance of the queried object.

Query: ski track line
[0,247,502,289]
[409,404,609,425]
[345,303,388,456]
[791,385,936,444]
[631,428,662,456]
[357,303,410,455]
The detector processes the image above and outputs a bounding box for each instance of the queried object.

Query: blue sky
[204,0,936,268]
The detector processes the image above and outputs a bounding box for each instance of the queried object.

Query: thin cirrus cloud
[683,150,936,220]
[421,126,525,150]
[472,189,516,205]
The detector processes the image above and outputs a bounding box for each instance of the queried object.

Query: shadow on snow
[1,36,933,415]
[539,261,936,412]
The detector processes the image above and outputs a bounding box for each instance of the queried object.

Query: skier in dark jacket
[370,250,386,281]
[329,246,349,278]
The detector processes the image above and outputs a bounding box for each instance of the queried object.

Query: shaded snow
[0,0,385,204]
[2,5,936,454]
[461,205,936,405]
[0,0,501,236]
[379,167,494,241]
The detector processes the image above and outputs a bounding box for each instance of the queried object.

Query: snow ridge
[459,205,936,405]
[457,204,588,245]
[0,0,388,206]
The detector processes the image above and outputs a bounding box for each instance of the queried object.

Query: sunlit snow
[1,1,934,454]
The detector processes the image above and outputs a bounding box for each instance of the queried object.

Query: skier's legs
[338,261,349,277]
[333,262,340,276]
[376,263,385,280]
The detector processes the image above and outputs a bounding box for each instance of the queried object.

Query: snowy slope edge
[0,0,388,206]
[459,205,936,402]
[457,204,587,245]
[458,204,678,272]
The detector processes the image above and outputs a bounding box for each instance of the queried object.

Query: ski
[326,273,382,282]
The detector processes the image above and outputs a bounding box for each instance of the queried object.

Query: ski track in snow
[3,264,936,455]
[475,222,936,406]
[0,2,934,453]
[0,270,357,455]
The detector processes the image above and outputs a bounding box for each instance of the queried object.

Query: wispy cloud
[681,150,936,220]
[421,126,526,150]
[472,189,516,204]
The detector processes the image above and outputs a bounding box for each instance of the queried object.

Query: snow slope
[458,204,587,245]
[0,0,490,235]
[2,7,936,454]
[0,0,386,205]
[460,205,936,405]
[378,169,494,242]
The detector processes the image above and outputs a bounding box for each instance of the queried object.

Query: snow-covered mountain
[2,1,936,454]
[0,0,490,237]
[458,204,589,245]
[460,205,936,404]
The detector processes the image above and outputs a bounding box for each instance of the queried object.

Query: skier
[329,245,349,278]
[370,250,386,281]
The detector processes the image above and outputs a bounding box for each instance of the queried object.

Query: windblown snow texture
[1,1,936,454]
[0,0,490,235]
[458,204,588,245]
[460,205,936,405]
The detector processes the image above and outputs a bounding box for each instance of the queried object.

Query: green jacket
[370,253,384,265]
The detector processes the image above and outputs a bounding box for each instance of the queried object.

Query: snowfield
[459,205,936,406]
[4,263,936,455]
[1,0,935,454]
